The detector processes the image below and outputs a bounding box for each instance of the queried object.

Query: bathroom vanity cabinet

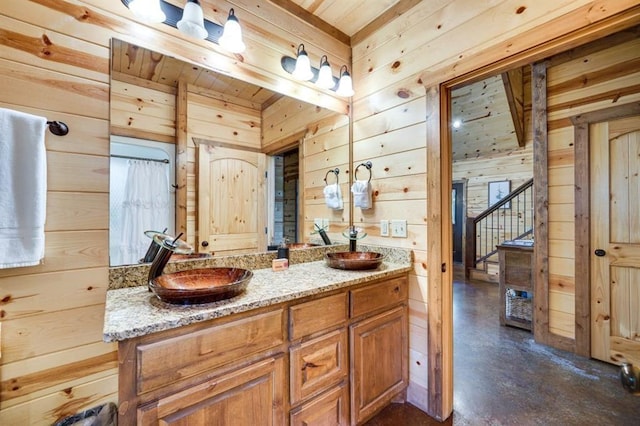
[116,274,408,425]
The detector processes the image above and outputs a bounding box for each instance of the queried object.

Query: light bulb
[316,55,335,89]
[128,0,166,23]
[336,66,354,97]
[218,8,246,53]
[177,0,208,39]
[292,44,313,81]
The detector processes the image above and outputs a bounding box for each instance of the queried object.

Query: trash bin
[53,402,117,426]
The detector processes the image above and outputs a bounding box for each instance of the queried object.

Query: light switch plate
[391,219,407,238]
[380,220,389,237]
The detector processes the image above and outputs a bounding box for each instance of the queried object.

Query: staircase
[465,178,534,281]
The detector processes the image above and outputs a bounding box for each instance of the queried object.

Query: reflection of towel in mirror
[351,180,372,209]
[323,183,343,210]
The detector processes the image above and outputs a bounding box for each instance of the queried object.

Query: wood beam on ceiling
[352,0,423,46]
[268,0,350,45]
[501,68,525,148]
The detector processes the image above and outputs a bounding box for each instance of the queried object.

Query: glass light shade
[218,9,246,53]
[177,0,208,39]
[336,67,354,97]
[292,45,313,81]
[128,0,166,23]
[316,56,335,89]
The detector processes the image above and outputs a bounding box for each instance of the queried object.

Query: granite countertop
[103,253,412,342]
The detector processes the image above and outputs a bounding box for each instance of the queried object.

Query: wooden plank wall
[0,1,347,424]
[262,96,350,244]
[546,35,640,339]
[110,77,177,143]
[351,0,640,417]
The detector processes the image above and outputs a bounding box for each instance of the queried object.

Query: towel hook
[46,120,69,136]
[355,161,373,182]
[324,168,340,185]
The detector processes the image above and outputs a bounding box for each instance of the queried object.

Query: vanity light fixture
[335,65,354,98]
[177,0,208,39]
[127,0,166,23]
[280,45,353,96]
[316,55,336,90]
[218,9,246,53]
[121,0,245,54]
[292,44,314,81]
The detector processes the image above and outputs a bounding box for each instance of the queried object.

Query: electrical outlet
[380,220,389,237]
[314,218,323,229]
[391,219,407,238]
[322,218,330,229]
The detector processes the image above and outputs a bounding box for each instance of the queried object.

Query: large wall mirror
[109,39,349,266]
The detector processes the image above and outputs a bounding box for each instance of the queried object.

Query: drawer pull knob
[394,286,400,293]
[594,249,606,257]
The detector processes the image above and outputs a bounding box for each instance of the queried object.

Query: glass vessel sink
[325,252,384,270]
[149,267,253,305]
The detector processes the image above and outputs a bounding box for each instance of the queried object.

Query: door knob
[201,241,209,247]
[594,249,606,257]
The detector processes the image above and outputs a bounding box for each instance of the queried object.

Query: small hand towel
[323,183,343,210]
[0,108,47,268]
[351,179,372,209]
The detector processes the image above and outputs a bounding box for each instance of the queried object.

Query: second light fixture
[289,44,354,97]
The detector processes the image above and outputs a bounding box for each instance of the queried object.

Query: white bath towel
[351,179,372,209]
[0,108,47,268]
[323,183,343,210]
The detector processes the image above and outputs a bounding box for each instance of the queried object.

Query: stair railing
[465,178,534,277]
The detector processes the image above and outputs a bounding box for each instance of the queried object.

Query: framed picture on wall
[488,180,510,208]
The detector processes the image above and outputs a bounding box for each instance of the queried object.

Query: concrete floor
[366,274,639,425]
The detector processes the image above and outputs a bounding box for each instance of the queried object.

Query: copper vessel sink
[149,267,252,305]
[325,252,384,270]
[170,253,212,261]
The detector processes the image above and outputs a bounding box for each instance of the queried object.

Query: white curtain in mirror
[113,160,171,265]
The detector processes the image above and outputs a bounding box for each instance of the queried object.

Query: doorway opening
[269,146,301,247]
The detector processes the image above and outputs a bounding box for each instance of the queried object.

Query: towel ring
[354,161,373,182]
[324,168,340,185]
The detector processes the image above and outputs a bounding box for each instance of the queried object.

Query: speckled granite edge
[108,244,412,289]
[103,259,412,342]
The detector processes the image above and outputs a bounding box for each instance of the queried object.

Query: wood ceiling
[111,39,282,109]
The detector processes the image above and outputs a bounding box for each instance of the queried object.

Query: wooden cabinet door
[590,116,640,366]
[137,356,284,425]
[198,144,267,256]
[290,329,349,405]
[350,306,408,425]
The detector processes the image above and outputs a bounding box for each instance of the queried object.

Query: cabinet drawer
[350,277,407,319]
[290,329,348,405]
[290,382,349,426]
[138,356,285,426]
[136,309,284,394]
[289,293,348,341]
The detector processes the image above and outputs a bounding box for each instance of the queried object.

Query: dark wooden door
[452,182,464,263]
